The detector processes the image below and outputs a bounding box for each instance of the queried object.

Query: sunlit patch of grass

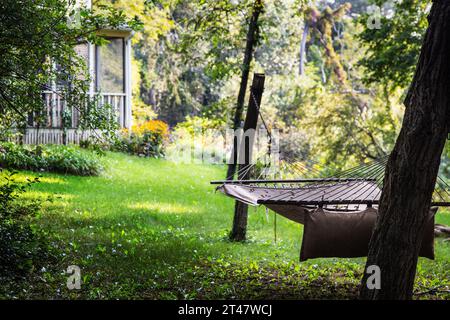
[436,209,450,226]
[128,202,199,215]
[22,191,75,201]
[38,176,68,184]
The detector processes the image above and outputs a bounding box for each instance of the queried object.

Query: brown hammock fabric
[217,183,436,260]
[300,207,378,261]
[217,184,289,206]
[299,207,437,261]
[264,204,311,224]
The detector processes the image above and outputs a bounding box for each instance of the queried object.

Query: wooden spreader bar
[257,199,450,207]
[210,178,378,185]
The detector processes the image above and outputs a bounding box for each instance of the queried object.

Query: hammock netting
[212,154,450,213]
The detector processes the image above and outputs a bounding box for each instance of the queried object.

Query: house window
[95,37,125,93]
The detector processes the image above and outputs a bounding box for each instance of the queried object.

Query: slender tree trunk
[19,119,27,145]
[360,1,450,300]
[299,20,309,75]
[226,0,263,180]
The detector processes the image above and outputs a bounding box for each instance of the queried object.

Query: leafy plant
[165,116,228,164]
[0,142,103,176]
[0,170,51,276]
[174,116,225,135]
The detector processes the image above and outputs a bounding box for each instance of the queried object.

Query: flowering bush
[115,120,169,158]
[130,120,169,137]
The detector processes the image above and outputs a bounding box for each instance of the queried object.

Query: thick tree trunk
[226,0,263,180]
[229,74,265,241]
[360,1,450,300]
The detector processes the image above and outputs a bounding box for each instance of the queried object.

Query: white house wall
[125,36,133,129]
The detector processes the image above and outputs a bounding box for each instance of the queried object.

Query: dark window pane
[97,38,124,93]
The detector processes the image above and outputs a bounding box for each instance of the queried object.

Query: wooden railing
[35,91,127,129]
[100,93,127,128]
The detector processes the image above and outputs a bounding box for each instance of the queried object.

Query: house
[25,0,133,144]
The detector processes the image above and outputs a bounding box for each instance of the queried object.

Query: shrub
[113,120,169,158]
[0,171,51,276]
[278,128,311,161]
[0,142,103,176]
[174,116,225,135]
[165,116,229,163]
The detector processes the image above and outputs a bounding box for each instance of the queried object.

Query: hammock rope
[214,89,450,209]
[213,145,450,209]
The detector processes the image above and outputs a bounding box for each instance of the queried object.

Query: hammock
[213,155,450,219]
[212,156,446,260]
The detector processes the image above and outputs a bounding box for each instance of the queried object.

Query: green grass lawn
[3,152,450,299]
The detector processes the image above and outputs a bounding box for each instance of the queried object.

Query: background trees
[100,0,427,170]
[3,0,443,170]
[358,0,430,91]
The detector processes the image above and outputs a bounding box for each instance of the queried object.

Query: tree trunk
[299,20,309,75]
[226,0,263,180]
[230,201,249,241]
[229,74,265,241]
[360,1,450,300]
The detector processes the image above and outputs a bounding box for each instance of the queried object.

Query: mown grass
[2,152,449,299]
